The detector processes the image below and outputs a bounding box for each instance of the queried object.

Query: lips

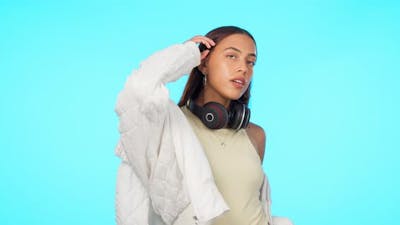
[231,78,246,88]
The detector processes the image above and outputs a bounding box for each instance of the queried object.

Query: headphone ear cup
[228,103,243,129]
[228,103,251,129]
[202,102,229,129]
[241,107,251,129]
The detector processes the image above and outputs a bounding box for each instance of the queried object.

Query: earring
[203,75,207,86]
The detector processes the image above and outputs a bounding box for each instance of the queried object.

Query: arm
[115,36,215,170]
[246,122,266,162]
[115,35,214,117]
[115,37,219,225]
[247,125,295,225]
[114,41,202,184]
[115,41,201,117]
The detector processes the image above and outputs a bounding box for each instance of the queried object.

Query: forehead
[215,34,256,55]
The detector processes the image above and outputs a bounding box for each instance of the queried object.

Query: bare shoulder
[246,122,266,163]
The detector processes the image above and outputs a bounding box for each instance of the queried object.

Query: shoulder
[245,122,266,163]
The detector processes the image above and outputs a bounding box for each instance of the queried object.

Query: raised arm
[114,37,215,179]
[114,36,224,225]
[115,41,199,116]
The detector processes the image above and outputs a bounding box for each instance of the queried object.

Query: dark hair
[177,26,256,107]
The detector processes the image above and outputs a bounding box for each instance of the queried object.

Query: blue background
[1,0,399,224]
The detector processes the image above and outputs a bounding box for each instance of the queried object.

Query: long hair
[177,26,256,107]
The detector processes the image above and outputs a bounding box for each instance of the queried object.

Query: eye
[226,54,237,59]
[247,60,256,66]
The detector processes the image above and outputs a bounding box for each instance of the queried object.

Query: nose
[236,59,248,74]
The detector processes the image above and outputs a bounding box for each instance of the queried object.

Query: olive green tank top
[179,106,268,225]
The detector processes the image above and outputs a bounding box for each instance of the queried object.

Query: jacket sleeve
[114,41,201,225]
[114,41,200,182]
[115,41,200,118]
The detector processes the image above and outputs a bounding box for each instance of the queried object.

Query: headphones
[187,99,251,130]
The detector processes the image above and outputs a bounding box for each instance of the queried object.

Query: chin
[227,94,244,101]
[222,90,246,102]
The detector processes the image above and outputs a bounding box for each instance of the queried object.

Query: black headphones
[187,99,251,130]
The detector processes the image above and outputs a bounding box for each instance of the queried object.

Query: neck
[196,90,231,108]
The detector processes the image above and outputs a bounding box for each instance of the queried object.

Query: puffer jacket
[114,41,275,225]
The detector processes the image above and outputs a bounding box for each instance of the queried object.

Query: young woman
[115,26,292,225]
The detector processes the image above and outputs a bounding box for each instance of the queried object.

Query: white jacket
[114,41,275,225]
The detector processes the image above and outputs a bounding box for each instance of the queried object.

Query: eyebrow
[224,47,257,58]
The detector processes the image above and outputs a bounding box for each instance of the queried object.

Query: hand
[186,35,215,60]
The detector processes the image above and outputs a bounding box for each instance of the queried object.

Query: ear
[198,60,208,75]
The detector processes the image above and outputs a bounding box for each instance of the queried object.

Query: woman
[115,26,292,225]
[175,27,267,225]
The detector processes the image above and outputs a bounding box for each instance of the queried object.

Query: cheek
[248,67,255,77]
[220,63,232,76]
[248,73,254,81]
[208,61,231,78]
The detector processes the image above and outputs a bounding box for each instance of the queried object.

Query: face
[200,34,257,105]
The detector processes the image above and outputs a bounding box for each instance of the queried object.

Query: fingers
[185,35,215,61]
[187,35,215,49]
